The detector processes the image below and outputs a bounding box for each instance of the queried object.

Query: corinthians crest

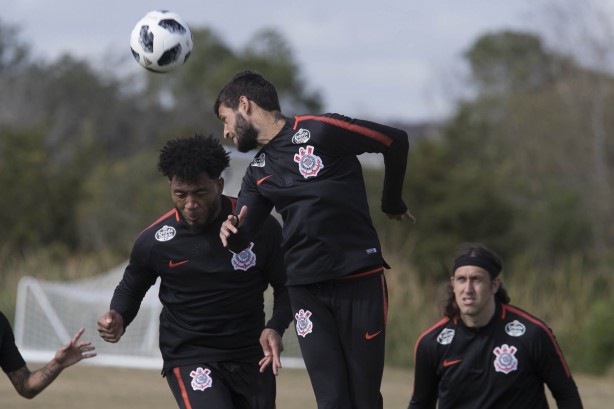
[231,242,256,271]
[295,309,313,337]
[190,367,213,391]
[493,344,518,374]
[294,145,323,178]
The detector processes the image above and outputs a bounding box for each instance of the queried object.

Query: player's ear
[491,276,502,293]
[239,96,250,113]
[217,177,224,194]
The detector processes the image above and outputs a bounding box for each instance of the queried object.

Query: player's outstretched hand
[97,310,125,343]
[220,205,248,247]
[386,208,417,223]
[259,328,284,375]
[54,328,96,369]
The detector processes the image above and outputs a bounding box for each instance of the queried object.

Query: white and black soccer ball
[130,10,193,73]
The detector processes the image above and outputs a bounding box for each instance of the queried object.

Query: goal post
[13,261,303,369]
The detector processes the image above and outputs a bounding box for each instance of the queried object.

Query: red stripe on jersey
[502,304,572,377]
[411,317,450,394]
[293,115,394,147]
[138,209,177,236]
[172,367,193,409]
[413,317,450,362]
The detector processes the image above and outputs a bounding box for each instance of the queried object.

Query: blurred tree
[464,30,568,95]
[77,151,169,254]
[0,126,86,249]
[0,19,323,254]
[0,18,30,75]
[369,107,517,279]
[459,30,611,263]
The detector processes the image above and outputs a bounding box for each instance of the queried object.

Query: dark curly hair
[443,242,511,319]
[158,134,230,182]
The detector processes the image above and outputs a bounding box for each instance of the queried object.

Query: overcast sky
[1,0,541,122]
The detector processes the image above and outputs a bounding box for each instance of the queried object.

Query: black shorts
[289,267,387,409]
[165,361,276,409]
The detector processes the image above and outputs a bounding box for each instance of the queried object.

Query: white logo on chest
[251,153,266,167]
[505,320,526,337]
[155,225,176,242]
[493,344,518,374]
[294,145,323,178]
[437,328,455,345]
[292,128,311,144]
[230,242,256,271]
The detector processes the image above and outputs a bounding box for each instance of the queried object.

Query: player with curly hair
[98,134,291,409]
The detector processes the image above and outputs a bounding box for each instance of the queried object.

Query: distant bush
[576,297,614,374]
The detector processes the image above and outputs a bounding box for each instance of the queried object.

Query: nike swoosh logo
[443,359,462,367]
[169,260,189,268]
[365,330,382,340]
[256,174,273,185]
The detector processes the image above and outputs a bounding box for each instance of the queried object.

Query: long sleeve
[261,217,292,336]
[535,325,583,409]
[309,114,410,215]
[110,239,157,329]
[408,331,439,409]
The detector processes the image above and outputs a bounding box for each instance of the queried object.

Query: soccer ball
[129,10,193,73]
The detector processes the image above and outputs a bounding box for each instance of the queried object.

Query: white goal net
[13,262,303,369]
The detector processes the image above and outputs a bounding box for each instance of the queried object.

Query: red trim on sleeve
[411,317,450,394]
[294,115,395,146]
[503,304,572,377]
[413,317,450,364]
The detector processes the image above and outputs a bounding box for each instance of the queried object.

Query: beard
[235,113,260,153]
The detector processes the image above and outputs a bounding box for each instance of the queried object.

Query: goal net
[13,262,304,369]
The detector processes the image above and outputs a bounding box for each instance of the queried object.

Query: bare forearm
[9,360,63,399]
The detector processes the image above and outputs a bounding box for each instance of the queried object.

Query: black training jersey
[234,114,409,286]
[110,195,291,370]
[408,302,583,409]
[0,311,26,374]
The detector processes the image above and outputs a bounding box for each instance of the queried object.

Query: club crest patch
[493,344,518,374]
[295,309,313,337]
[155,225,176,242]
[505,320,526,337]
[251,153,266,167]
[292,128,311,144]
[294,145,323,178]
[437,328,455,345]
[231,242,256,271]
[190,367,213,391]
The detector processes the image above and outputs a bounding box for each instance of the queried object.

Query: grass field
[1,364,612,408]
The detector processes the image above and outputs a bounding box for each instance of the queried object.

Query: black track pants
[289,268,387,409]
